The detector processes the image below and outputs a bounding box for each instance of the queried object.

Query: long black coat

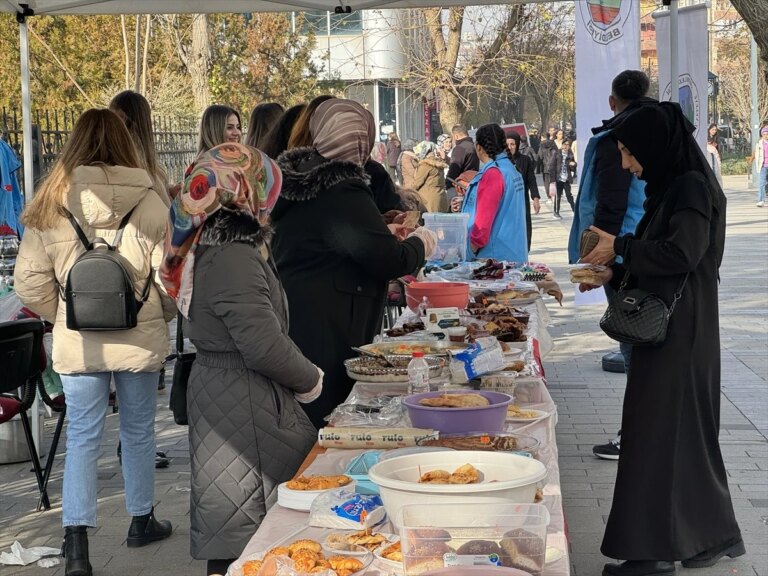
[272,148,426,428]
[185,210,318,559]
[602,172,740,560]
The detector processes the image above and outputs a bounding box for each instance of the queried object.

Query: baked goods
[569,266,605,286]
[419,434,520,452]
[241,559,262,576]
[505,360,526,372]
[419,393,490,408]
[419,463,479,484]
[264,545,291,558]
[285,474,352,491]
[507,404,541,419]
[456,539,503,556]
[403,541,454,575]
[385,321,425,338]
[289,539,322,555]
[379,540,402,562]
[344,529,387,551]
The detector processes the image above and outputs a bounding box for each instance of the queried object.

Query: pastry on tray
[418,393,489,408]
[285,474,352,491]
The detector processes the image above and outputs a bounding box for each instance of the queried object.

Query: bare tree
[121,15,130,90]
[730,0,768,87]
[717,26,768,130]
[161,14,211,113]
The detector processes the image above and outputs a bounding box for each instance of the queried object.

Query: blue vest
[567,130,645,264]
[462,153,528,263]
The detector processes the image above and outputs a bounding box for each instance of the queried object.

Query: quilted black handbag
[599,276,687,346]
[169,313,194,425]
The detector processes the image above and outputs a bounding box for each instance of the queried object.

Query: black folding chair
[0,318,50,509]
[36,375,66,511]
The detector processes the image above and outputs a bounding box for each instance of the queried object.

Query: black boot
[602,561,676,576]
[62,526,93,576]
[682,536,745,568]
[127,506,172,548]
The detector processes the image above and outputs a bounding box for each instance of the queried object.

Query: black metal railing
[0,107,198,194]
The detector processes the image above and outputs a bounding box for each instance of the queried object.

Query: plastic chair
[0,318,50,509]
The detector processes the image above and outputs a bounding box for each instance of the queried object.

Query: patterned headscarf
[309,98,376,166]
[414,140,437,160]
[160,143,282,317]
[437,134,451,149]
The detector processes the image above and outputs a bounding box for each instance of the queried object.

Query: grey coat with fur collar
[271,148,426,428]
[185,209,317,559]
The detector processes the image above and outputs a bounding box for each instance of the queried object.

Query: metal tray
[344,355,445,382]
[358,341,469,357]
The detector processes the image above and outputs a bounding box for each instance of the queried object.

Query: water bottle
[408,351,430,395]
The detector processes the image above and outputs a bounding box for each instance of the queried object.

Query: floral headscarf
[414,140,437,160]
[160,143,282,317]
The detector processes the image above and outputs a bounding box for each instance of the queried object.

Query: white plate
[277,480,355,512]
[505,408,549,423]
[545,546,564,564]
[372,535,402,573]
[228,550,373,576]
[322,533,377,556]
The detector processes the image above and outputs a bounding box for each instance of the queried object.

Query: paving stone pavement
[0,175,766,576]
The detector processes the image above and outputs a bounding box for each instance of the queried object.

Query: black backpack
[62,208,152,331]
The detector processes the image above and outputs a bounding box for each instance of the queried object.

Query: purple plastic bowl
[402,390,513,434]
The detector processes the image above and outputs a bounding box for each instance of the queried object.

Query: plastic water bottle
[408,351,430,395]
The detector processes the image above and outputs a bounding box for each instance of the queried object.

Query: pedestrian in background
[446,125,480,197]
[398,138,420,189]
[553,139,576,218]
[753,125,768,207]
[386,132,402,182]
[244,102,284,150]
[506,131,539,250]
[413,140,448,213]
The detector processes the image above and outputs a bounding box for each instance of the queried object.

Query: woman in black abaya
[580,102,743,576]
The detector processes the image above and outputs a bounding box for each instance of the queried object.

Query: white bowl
[367,451,546,528]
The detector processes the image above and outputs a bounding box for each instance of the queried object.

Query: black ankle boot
[62,526,93,576]
[127,506,172,548]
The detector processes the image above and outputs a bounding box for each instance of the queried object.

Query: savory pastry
[264,545,291,558]
[241,559,263,576]
[328,555,364,572]
[345,529,387,550]
[507,404,541,419]
[291,549,319,572]
[569,266,605,286]
[289,539,322,555]
[285,474,352,491]
[418,469,451,483]
[534,487,544,503]
[419,463,480,484]
[380,540,402,562]
[505,360,526,372]
[418,393,490,408]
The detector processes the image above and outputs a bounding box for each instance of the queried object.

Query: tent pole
[18,14,34,201]
[751,35,759,188]
[669,0,679,103]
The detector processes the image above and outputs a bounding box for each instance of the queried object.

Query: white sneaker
[758,201,765,207]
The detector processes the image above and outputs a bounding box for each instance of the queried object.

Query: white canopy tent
[1,0,681,206]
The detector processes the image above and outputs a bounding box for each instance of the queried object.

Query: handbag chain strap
[616,202,689,317]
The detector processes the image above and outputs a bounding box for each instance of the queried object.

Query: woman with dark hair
[272,98,436,428]
[109,90,171,206]
[287,95,335,149]
[161,144,320,575]
[506,132,540,250]
[261,104,306,159]
[707,123,720,150]
[197,105,241,155]
[460,123,527,263]
[244,102,284,150]
[581,102,742,576]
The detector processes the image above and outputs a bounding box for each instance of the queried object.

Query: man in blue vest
[567,70,656,460]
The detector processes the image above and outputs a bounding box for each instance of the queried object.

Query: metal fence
[0,107,198,194]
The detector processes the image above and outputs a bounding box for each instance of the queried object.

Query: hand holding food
[581,225,617,266]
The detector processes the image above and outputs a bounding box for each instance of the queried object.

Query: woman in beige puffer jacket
[13,109,176,576]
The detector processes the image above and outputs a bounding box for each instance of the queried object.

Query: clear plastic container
[422,213,470,264]
[398,503,550,576]
[408,351,431,394]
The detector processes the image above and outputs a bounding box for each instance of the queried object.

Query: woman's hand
[450,197,462,213]
[582,226,617,266]
[532,198,541,214]
[387,223,412,240]
[578,268,613,292]
[383,210,405,225]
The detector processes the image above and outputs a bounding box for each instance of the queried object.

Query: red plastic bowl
[404,282,470,313]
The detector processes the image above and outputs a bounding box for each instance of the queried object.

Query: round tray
[344,355,444,382]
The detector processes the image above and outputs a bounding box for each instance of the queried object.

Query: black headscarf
[611,101,726,266]
[506,132,522,160]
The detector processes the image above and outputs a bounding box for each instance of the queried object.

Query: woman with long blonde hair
[15,108,176,576]
[197,104,241,155]
[109,90,171,206]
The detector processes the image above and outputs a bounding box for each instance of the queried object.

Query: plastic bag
[449,337,506,382]
[309,489,386,530]
[325,394,406,428]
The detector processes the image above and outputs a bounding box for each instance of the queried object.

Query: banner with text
[655,4,709,154]
[575,0,640,177]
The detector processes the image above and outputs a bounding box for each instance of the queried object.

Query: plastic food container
[420,568,533,576]
[344,451,382,495]
[403,390,512,434]
[367,451,547,531]
[398,503,550,576]
[422,212,471,263]
[404,282,470,313]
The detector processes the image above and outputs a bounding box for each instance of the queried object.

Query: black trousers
[555,180,575,214]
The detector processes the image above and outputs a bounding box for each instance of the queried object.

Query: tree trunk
[189,14,211,112]
[439,91,466,132]
[730,0,768,87]
[134,15,141,92]
[141,15,151,95]
[120,15,130,90]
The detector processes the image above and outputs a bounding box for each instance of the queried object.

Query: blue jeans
[759,166,768,203]
[60,372,158,527]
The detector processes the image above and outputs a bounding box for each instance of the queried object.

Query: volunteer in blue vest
[567,69,656,461]
[461,123,528,263]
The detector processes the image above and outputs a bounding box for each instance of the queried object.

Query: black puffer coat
[272,148,426,428]
[185,209,318,560]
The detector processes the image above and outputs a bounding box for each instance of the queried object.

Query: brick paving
[0,175,766,576]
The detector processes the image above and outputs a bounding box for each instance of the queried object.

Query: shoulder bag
[169,312,195,425]
[599,204,688,347]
